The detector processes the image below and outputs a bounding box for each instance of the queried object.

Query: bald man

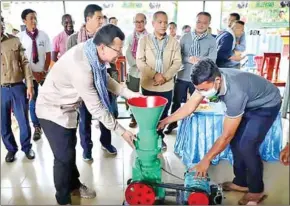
[125,13,148,128]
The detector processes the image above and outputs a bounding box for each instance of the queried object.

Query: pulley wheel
[188,192,209,205]
[125,182,156,205]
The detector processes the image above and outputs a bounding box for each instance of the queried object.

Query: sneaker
[25,149,35,160]
[33,127,42,141]
[162,140,167,151]
[101,144,117,155]
[82,151,93,162]
[72,183,96,199]
[5,151,16,163]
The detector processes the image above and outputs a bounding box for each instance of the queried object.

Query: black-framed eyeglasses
[106,45,122,55]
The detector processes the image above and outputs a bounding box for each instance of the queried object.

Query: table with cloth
[174,102,283,169]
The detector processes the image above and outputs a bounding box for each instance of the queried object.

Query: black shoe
[5,151,16,163]
[162,140,167,151]
[82,151,93,162]
[164,123,178,135]
[33,127,42,141]
[102,144,117,155]
[129,117,137,128]
[25,149,35,160]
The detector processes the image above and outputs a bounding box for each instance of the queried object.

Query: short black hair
[233,20,245,26]
[230,13,240,21]
[197,11,212,21]
[1,16,4,22]
[21,9,36,20]
[169,22,177,28]
[109,17,117,22]
[84,4,102,22]
[153,11,167,21]
[182,25,191,31]
[93,24,125,46]
[191,58,221,85]
[62,14,72,23]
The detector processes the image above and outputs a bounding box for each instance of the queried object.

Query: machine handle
[157,135,162,151]
[133,135,139,148]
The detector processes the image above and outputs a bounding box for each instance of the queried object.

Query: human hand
[157,117,170,130]
[189,56,200,64]
[26,87,34,101]
[188,158,211,178]
[153,73,166,86]
[229,55,242,62]
[130,92,145,98]
[280,143,289,166]
[33,71,46,83]
[122,130,137,149]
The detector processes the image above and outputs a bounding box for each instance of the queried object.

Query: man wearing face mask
[36,24,141,205]
[158,58,282,205]
[52,14,75,62]
[67,4,118,161]
[17,9,51,142]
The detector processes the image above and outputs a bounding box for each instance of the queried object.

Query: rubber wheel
[187,192,209,205]
[125,182,156,205]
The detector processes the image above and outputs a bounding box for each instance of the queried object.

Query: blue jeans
[29,80,41,128]
[1,83,32,153]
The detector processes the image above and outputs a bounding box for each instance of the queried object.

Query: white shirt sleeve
[44,32,52,53]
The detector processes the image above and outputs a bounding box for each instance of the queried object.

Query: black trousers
[170,79,194,126]
[79,102,112,155]
[39,119,81,205]
[141,88,172,139]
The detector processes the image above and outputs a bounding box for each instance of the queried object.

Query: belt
[1,82,23,88]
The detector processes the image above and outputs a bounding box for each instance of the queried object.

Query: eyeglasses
[134,20,145,24]
[106,45,122,55]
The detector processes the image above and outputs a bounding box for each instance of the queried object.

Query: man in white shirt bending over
[18,9,51,143]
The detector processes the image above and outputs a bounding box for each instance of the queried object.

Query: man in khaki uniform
[136,11,182,150]
[1,16,35,163]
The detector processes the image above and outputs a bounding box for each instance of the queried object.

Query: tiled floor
[1,111,289,205]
